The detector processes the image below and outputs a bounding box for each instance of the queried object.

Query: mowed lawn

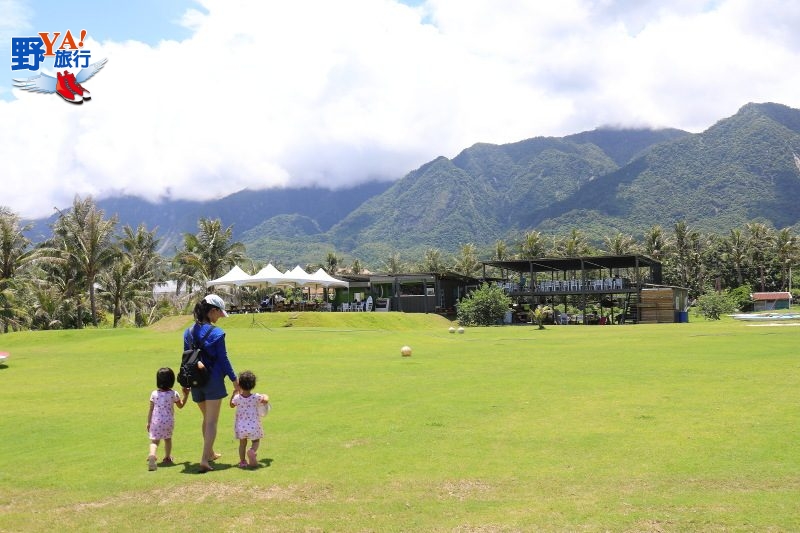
[0,312,798,532]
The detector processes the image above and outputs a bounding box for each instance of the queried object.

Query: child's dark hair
[193,299,215,323]
[156,367,176,390]
[238,370,257,391]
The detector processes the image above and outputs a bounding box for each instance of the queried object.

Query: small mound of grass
[172,311,456,331]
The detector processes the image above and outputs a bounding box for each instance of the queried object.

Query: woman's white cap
[204,294,228,317]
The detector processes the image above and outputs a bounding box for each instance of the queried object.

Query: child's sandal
[247,449,258,467]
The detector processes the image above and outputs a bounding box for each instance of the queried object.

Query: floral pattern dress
[149,389,180,439]
[232,393,265,440]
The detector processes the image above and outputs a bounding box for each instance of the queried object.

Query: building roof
[751,292,792,300]
[482,254,660,274]
[368,271,482,284]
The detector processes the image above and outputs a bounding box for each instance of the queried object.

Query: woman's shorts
[191,376,228,402]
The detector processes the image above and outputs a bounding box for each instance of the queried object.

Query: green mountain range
[28,102,800,268]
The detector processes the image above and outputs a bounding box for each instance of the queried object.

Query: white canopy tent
[241,263,285,288]
[277,265,317,301]
[204,264,351,310]
[206,265,251,288]
[308,268,350,309]
[282,265,314,286]
[308,268,349,288]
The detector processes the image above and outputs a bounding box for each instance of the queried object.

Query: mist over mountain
[24,102,800,269]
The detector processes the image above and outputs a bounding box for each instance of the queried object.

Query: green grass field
[0,312,798,532]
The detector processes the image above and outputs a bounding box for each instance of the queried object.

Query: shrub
[694,290,738,320]
[532,304,552,330]
[457,283,511,326]
[727,284,754,311]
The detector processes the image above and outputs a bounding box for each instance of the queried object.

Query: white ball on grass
[400,345,412,357]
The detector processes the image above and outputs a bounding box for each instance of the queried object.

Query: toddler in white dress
[229,370,270,468]
[146,367,189,470]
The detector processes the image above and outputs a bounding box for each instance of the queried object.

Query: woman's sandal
[198,464,214,474]
[147,455,157,471]
[162,456,175,466]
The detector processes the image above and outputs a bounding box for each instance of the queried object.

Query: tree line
[1,196,797,332]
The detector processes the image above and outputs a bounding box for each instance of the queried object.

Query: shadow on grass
[179,462,235,474]
[174,458,273,474]
[177,457,273,474]
[239,457,274,471]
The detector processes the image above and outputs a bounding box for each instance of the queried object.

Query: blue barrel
[676,311,689,323]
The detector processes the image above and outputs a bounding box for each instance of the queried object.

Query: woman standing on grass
[185,294,240,473]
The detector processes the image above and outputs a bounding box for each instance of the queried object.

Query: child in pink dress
[146,367,189,471]
[229,370,270,468]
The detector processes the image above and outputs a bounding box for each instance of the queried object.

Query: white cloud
[3,0,800,218]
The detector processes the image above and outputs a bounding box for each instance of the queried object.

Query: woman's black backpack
[178,325,215,388]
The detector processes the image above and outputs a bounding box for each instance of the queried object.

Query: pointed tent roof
[309,268,349,288]
[281,265,314,286]
[241,263,285,287]
[206,265,251,288]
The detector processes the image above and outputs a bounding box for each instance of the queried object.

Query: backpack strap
[189,324,216,350]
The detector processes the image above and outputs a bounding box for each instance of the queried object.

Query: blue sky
[12,1,197,43]
[3,0,800,219]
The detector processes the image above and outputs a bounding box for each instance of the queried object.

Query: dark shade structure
[482,254,677,324]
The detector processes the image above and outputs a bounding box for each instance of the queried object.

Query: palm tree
[0,278,32,332]
[518,230,546,259]
[37,240,88,328]
[493,239,508,261]
[51,196,119,327]
[383,252,404,275]
[453,243,481,277]
[773,227,799,291]
[701,233,727,292]
[555,229,593,257]
[746,222,774,292]
[722,228,748,286]
[119,224,165,326]
[0,207,34,280]
[173,218,246,292]
[98,255,133,328]
[423,248,446,274]
[30,282,66,330]
[669,221,694,289]
[603,232,636,256]
[0,207,35,332]
[641,225,668,260]
[325,251,340,274]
